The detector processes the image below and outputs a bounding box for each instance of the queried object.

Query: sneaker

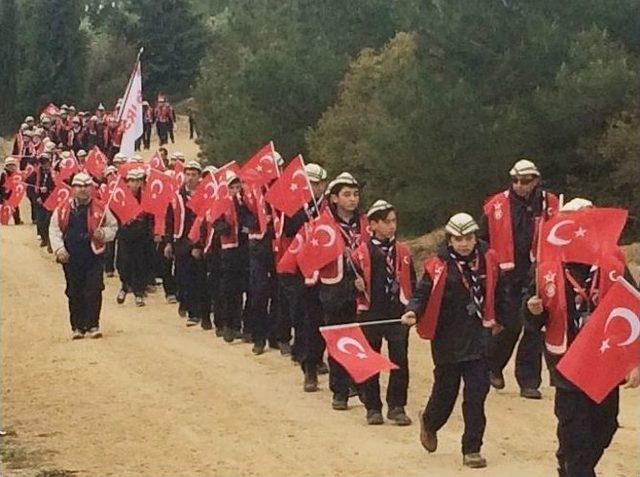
[186,316,200,327]
[520,388,542,400]
[71,330,84,340]
[166,294,177,304]
[223,327,235,343]
[47,244,53,254]
[201,317,213,330]
[463,453,487,468]
[252,341,266,355]
[489,371,505,390]
[418,410,437,452]
[318,361,329,375]
[303,367,318,392]
[135,296,145,307]
[87,327,102,339]
[387,407,412,426]
[116,289,127,304]
[278,341,292,356]
[331,395,348,411]
[366,410,384,425]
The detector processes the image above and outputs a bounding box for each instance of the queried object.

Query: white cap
[202,165,218,176]
[367,200,394,218]
[77,149,87,157]
[4,157,17,167]
[305,163,327,182]
[25,116,35,122]
[445,212,479,237]
[142,100,149,106]
[41,116,51,123]
[97,103,105,111]
[60,151,71,159]
[20,123,28,131]
[131,153,143,162]
[184,160,202,172]
[44,142,56,152]
[327,172,358,194]
[105,165,117,176]
[560,197,593,212]
[225,170,239,183]
[113,153,127,164]
[33,128,44,136]
[71,172,93,186]
[273,151,284,167]
[509,159,540,177]
[174,151,185,160]
[126,167,146,180]
[61,104,69,110]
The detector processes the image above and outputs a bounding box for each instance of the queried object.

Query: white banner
[119,60,143,156]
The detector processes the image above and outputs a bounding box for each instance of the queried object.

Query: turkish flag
[6,173,23,192]
[539,208,627,265]
[239,142,279,187]
[296,212,345,277]
[277,223,311,274]
[117,161,143,178]
[173,160,185,189]
[43,183,73,211]
[85,147,108,179]
[214,160,241,182]
[0,204,13,225]
[6,180,26,208]
[321,325,398,383]
[557,278,640,403]
[187,175,216,216]
[55,155,80,184]
[149,151,165,171]
[141,169,174,216]
[20,163,36,181]
[188,215,205,243]
[108,177,143,224]
[265,155,312,217]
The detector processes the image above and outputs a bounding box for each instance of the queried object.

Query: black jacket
[406,240,509,366]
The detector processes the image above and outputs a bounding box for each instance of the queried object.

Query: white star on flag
[290,183,298,191]
[311,238,319,247]
[574,227,587,238]
[599,338,610,354]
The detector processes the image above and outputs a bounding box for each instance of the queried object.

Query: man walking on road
[49,172,118,340]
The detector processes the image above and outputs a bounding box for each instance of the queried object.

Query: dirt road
[1,124,638,476]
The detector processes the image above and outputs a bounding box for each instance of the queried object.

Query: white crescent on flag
[315,224,337,248]
[547,219,575,246]
[336,336,367,359]
[604,307,640,347]
[150,179,164,199]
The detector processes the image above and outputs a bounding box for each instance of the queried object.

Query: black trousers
[488,276,542,389]
[205,251,223,329]
[143,123,152,149]
[423,358,490,455]
[168,122,175,143]
[156,122,169,145]
[63,258,104,332]
[555,387,619,477]
[174,251,208,320]
[35,203,52,244]
[219,249,246,331]
[319,283,357,399]
[189,117,197,139]
[104,240,116,274]
[155,241,176,297]
[361,322,409,411]
[278,273,303,359]
[117,238,149,297]
[249,251,277,344]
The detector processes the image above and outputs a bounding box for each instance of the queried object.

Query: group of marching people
[2,105,639,476]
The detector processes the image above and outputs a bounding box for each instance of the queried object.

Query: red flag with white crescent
[264,155,312,217]
[43,183,73,212]
[149,151,165,171]
[0,204,13,225]
[141,168,174,216]
[85,146,108,179]
[296,211,346,277]
[239,142,279,187]
[108,177,143,224]
[557,277,640,403]
[320,325,398,383]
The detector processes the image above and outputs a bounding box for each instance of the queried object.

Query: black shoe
[241,332,253,343]
[201,317,213,330]
[186,316,200,327]
[135,296,145,307]
[116,289,126,304]
[268,340,279,350]
[39,239,47,248]
[463,453,487,468]
[418,410,437,452]
[233,329,243,340]
[348,385,358,398]
[303,367,318,392]
[331,396,348,411]
[178,306,187,318]
[318,361,329,375]
[520,388,542,400]
[387,407,412,426]
[278,341,292,356]
[47,244,52,254]
[366,410,384,425]
[489,371,505,390]
[215,327,224,338]
[223,327,235,343]
[252,341,265,355]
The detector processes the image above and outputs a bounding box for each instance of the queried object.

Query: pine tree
[0,0,20,132]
